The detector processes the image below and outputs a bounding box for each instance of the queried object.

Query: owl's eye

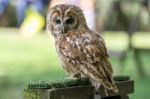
[55,19,61,24]
[66,17,74,24]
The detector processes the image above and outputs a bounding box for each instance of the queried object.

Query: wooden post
[24,76,134,99]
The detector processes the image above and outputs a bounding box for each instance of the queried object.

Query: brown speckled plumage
[47,4,118,93]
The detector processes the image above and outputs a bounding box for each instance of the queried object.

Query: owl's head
[47,4,87,36]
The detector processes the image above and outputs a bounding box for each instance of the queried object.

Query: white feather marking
[66,37,70,42]
[72,60,76,64]
[75,40,79,45]
[68,52,72,57]
[84,38,91,43]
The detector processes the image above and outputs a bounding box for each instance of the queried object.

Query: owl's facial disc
[51,11,78,35]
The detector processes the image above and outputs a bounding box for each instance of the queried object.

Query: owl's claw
[64,74,81,80]
[72,74,81,79]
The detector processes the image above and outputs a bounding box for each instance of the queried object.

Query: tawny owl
[47,4,118,93]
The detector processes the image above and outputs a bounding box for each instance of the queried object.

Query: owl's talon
[72,74,81,79]
[64,74,81,81]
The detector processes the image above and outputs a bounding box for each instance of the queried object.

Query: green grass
[0,28,150,99]
[0,30,66,81]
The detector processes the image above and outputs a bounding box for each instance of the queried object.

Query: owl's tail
[110,82,118,93]
[90,71,119,94]
[101,64,119,93]
[91,79,118,93]
[103,83,118,96]
[102,72,119,93]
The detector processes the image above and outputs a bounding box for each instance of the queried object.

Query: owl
[47,4,118,93]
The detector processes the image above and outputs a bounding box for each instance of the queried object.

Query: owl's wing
[78,32,118,92]
[81,32,113,74]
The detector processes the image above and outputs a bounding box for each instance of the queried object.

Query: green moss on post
[27,77,91,89]
[26,76,129,89]
[24,77,91,99]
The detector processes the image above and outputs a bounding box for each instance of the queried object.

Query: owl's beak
[61,24,67,33]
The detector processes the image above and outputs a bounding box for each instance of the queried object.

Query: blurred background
[0,0,149,99]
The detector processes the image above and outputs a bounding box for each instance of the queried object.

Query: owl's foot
[64,74,81,80]
[72,74,81,79]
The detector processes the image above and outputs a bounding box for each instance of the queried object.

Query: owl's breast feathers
[55,29,118,92]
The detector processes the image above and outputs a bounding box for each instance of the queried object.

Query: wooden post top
[24,76,134,99]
